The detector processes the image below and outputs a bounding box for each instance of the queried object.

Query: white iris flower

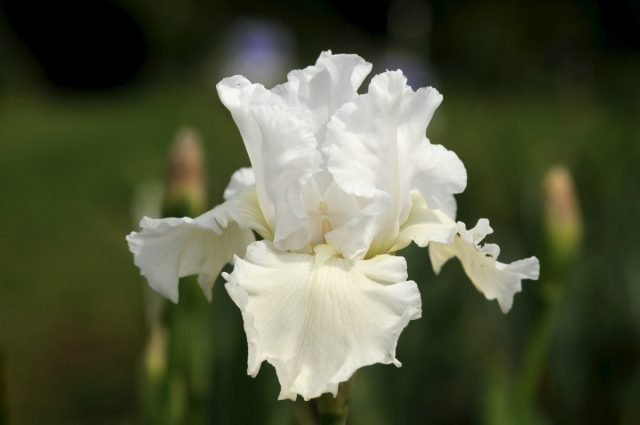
[127,51,539,401]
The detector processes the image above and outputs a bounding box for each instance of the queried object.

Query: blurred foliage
[0,0,639,423]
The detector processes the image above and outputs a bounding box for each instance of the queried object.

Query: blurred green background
[0,0,639,423]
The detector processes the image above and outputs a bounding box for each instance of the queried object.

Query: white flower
[126,51,540,401]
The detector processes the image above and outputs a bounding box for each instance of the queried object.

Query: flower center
[319,200,333,243]
[318,200,328,215]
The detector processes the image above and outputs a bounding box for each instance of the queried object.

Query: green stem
[318,413,347,425]
[515,278,563,424]
[315,376,356,425]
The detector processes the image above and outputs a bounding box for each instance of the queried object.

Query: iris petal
[127,207,253,303]
[224,241,421,400]
[325,70,465,257]
[127,171,267,302]
[429,219,540,313]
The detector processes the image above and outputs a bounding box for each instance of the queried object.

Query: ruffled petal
[127,205,254,303]
[249,105,323,249]
[325,70,455,256]
[429,219,540,313]
[272,50,372,134]
[216,53,373,251]
[224,241,421,401]
[217,78,323,249]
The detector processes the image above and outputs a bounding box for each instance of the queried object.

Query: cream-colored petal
[224,241,421,401]
[127,201,255,303]
[429,220,540,313]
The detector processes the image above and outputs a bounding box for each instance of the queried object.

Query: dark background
[0,0,639,423]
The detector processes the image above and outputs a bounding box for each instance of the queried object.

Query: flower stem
[318,413,347,425]
[315,376,356,425]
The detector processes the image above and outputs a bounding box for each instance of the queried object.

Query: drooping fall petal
[127,208,253,303]
[224,241,421,400]
[429,219,540,313]
[127,171,266,302]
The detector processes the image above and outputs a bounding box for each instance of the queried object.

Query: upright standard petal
[224,241,421,401]
[272,51,372,134]
[216,76,279,225]
[325,70,465,256]
[413,142,467,219]
[429,219,540,313]
[217,78,323,249]
[249,105,323,249]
